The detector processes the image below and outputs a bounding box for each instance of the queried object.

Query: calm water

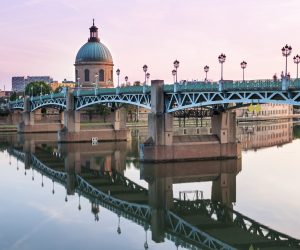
[0,121,300,250]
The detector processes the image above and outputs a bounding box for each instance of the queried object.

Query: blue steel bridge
[8,79,300,112]
[8,146,300,250]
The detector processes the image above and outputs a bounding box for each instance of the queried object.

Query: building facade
[12,76,53,92]
[49,79,76,91]
[74,20,114,88]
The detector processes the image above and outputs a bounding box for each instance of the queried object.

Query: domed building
[75,20,114,88]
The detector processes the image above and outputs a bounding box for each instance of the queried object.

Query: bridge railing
[74,86,151,97]
[288,78,300,90]
[31,92,65,101]
[224,80,282,91]
[164,82,219,92]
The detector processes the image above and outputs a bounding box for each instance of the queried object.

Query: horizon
[1,0,300,90]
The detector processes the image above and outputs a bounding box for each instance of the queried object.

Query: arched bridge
[8,78,300,112]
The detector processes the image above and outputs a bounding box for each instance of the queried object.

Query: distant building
[49,79,76,91]
[0,90,12,98]
[11,77,25,92]
[12,76,53,91]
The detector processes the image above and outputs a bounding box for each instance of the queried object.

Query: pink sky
[1,0,300,89]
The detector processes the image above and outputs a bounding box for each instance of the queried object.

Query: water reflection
[237,121,294,151]
[1,130,300,250]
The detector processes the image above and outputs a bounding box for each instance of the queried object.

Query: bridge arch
[76,99,151,111]
[165,91,300,113]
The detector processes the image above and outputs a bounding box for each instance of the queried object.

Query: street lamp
[125,76,128,85]
[172,69,177,83]
[95,73,99,87]
[240,61,247,81]
[282,44,292,77]
[143,65,148,85]
[218,54,226,80]
[116,68,120,87]
[173,60,180,83]
[204,65,209,81]
[146,72,150,84]
[293,54,300,79]
[31,86,33,97]
[77,77,80,88]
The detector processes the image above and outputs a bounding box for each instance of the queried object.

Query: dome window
[99,69,105,82]
[84,69,90,82]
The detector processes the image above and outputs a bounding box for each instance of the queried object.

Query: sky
[1,0,300,90]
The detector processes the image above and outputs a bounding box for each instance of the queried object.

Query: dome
[75,41,113,64]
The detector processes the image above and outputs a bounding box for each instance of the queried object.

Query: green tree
[25,81,51,96]
[9,91,17,101]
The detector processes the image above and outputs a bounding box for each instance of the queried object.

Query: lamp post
[116,69,120,87]
[173,60,180,83]
[282,44,292,77]
[240,61,247,81]
[40,84,43,95]
[77,77,80,88]
[125,76,128,85]
[218,54,226,80]
[293,54,300,79]
[146,72,150,84]
[95,74,99,87]
[204,65,209,81]
[172,69,177,83]
[31,86,33,97]
[143,65,148,85]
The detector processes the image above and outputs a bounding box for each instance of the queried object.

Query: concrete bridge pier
[7,111,22,126]
[58,89,130,142]
[17,96,62,133]
[211,111,236,144]
[140,80,241,162]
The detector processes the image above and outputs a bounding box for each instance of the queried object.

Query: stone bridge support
[17,96,34,133]
[141,80,241,162]
[17,96,63,133]
[7,111,22,125]
[148,80,173,146]
[58,89,130,142]
[211,111,236,144]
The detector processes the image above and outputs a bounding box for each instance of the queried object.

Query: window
[84,69,89,82]
[99,69,105,82]
[111,70,113,82]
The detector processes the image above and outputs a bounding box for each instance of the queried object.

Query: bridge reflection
[3,134,300,250]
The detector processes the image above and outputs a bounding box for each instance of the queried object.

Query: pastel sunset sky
[1,0,300,89]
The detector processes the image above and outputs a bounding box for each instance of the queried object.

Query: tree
[9,91,17,101]
[25,81,51,96]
